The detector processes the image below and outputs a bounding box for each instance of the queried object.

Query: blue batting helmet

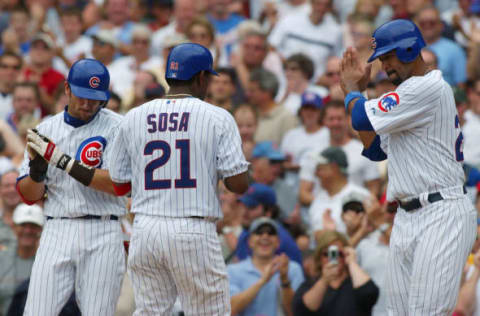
[67,58,110,101]
[368,19,426,63]
[165,43,218,80]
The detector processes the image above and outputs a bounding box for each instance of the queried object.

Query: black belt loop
[398,186,466,212]
[46,215,119,221]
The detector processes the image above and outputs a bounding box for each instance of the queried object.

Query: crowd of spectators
[1,0,480,315]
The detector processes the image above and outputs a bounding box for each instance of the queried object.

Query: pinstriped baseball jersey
[109,97,249,218]
[364,70,465,201]
[18,108,126,217]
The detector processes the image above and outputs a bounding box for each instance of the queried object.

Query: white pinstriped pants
[128,215,230,316]
[386,197,476,316]
[24,218,126,316]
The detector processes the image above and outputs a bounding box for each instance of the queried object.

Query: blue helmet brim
[70,84,110,101]
[367,46,395,63]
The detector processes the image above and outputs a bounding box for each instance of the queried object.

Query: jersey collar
[63,105,100,128]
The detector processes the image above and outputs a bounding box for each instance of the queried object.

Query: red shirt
[23,67,65,116]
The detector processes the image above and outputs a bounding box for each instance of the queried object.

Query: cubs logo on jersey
[75,136,106,168]
[378,92,399,112]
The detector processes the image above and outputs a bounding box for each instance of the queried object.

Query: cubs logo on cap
[89,76,100,88]
[75,136,107,168]
[378,92,399,112]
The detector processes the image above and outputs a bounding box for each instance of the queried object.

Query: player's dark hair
[215,67,237,83]
[286,54,315,80]
[166,77,195,87]
[249,68,279,98]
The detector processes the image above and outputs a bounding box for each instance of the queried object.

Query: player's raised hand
[26,129,72,171]
[340,47,372,92]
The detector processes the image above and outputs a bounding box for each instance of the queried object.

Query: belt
[398,186,467,212]
[46,215,119,221]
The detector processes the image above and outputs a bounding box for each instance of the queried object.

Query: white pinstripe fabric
[128,215,230,316]
[24,219,125,316]
[386,197,476,316]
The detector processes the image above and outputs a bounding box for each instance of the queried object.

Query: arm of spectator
[298,180,315,206]
[365,178,382,198]
[230,48,250,92]
[456,251,480,315]
[348,215,373,248]
[344,247,371,288]
[231,258,280,315]
[0,120,25,158]
[278,254,295,316]
[301,262,338,311]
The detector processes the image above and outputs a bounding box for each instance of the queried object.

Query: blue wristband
[344,91,364,111]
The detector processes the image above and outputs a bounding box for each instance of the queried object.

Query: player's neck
[165,86,194,98]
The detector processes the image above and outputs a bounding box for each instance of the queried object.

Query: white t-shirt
[268,12,343,79]
[58,36,93,62]
[308,182,369,233]
[281,126,329,165]
[282,85,328,115]
[0,94,12,121]
[109,56,163,100]
[463,110,480,169]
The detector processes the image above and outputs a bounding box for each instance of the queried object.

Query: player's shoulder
[400,69,444,93]
[36,111,64,130]
[194,99,235,123]
[97,108,124,124]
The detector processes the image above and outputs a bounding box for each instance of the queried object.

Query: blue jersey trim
[63,106,100,128]
[352,98,374,131]
[361,135,387,161]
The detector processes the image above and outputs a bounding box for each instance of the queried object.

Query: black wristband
[68,160,95,186]
[29,155,48,183]
[281,280,291,288]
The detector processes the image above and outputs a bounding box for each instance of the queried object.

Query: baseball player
[108,43,249,315]
[340,19,476,315]
[16,59,126,316]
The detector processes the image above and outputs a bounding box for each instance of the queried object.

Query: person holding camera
[293,230,378,316]
[227,217,304,316]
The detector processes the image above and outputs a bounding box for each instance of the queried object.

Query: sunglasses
[253,226,277,236]
[322,250,344,258]
[0,63,21,70]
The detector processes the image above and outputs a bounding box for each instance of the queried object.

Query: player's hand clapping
[340,47,372,93]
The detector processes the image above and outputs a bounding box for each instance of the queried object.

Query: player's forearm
[224,171,249,194]
[348,261,371,288]
[17,176,45,203]
[231,279,266,314]
[89,169,118,195]
[358,131,377,149]
[456,268,480,315]
[302,278,328,311]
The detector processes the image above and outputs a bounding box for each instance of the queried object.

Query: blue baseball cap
[238,183,277,208]
[252,141,285,161]
[301,91,323,109]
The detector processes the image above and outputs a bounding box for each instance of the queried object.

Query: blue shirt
[227,257,305,316]
[235,225,302,264]
[429,37,467,85]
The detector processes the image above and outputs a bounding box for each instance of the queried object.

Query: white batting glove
[27,129,74,172]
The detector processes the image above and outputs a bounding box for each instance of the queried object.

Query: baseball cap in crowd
[31,33,55,50]
[238,183,276,208]
[252,141,285,161]
[341,193,366,213]
[453,87,467,105]
[249,217,279,235]
[92,30,117,47]
[315,146,348,174]
[300,91,323,109]
[13,204,44,227]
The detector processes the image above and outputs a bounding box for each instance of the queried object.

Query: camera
[327,245,339,264]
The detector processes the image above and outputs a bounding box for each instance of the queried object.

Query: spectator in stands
[231,30,285,100]
[122,70,165,111]
[455,247,480,316]
[106,91,122,114]
[6,82,41,137]
[228,217,304,316]
[109,24,162,100]
[0,6,33,56]
[0,169,21,250]
[248,68,298,145]
[148,0,174,31]
[0,52,22,121]
[281,54,327,115]
[57,8,92,64]
[86,0,134,48]
[316,56,341,95]
[25,0,62,40]
[0,204,43,315]
[308,147,370,237]
[186,16,219,68]
[151,0,196,56]
[90,30,117,70]
[420,48,438,69]
[235,183,302,264]
[298,101,381,206]
[207,67,237,112]
[464,78,480,169]
[207,0,245,67]
[269,0,343,80]
[293,230,379,316]
[416,5,467,86]
[21,33,65,116]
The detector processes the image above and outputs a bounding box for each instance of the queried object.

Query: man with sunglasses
[0,52,23,121]
[227,217,304,316]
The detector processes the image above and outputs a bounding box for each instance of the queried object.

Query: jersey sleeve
[216,113,249,179]
[364,80,439,135]
[109,120,132,183]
